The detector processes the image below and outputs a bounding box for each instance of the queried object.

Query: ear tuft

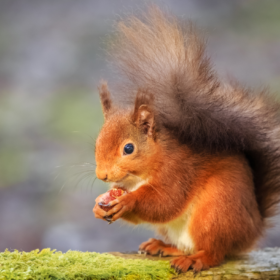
[133,90,155,137]
[98,81,112,119]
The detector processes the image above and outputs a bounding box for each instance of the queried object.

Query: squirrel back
[104,6,280,221]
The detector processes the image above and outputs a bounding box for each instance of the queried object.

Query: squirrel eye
[123,143,134,155]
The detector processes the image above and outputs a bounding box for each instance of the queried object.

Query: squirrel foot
[170,251,209,274]
[139,238,184,256]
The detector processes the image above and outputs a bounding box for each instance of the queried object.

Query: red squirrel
[93,7,280,273]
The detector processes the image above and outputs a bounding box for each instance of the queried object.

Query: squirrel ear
[98,81,112,119]
[134,104,154,137]
[133,90,155,137]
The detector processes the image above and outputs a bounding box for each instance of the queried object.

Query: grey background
[0,0,279,253]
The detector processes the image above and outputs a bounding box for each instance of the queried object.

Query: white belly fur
[155,203,195,254]
[115,177,195,253]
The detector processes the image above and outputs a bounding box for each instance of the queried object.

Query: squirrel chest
[155,203,196,254]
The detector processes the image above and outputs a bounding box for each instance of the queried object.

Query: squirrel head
[95,82,159,188]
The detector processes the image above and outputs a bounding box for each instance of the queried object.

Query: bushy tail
[109,6,280,220]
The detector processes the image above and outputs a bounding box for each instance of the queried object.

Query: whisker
[71,171,97,192]
[76,172,95,191]
[56,168,96,193]
[59,179,69,193]
[90,177,98,194]
[83,162,97,167]
[53,172,61,182]
[55,163,96,169]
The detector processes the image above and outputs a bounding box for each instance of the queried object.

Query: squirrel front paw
[105,192,136,222]
[93,193,111,222]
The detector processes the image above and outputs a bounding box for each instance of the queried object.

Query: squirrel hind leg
[139,238,184,256]
[171,250,219,274]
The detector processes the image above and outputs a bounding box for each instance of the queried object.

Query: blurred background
[0,0,279,253]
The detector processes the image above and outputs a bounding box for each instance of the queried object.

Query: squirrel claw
[175,267,182,274]
[104,215,113,223]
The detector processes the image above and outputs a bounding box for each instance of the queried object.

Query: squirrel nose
[96,167,108,182]
[101,175,108,182]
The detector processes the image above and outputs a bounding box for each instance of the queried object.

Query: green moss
[0,249,175,280]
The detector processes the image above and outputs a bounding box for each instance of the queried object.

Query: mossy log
[111,247,280,279]
[1,248,279,279]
